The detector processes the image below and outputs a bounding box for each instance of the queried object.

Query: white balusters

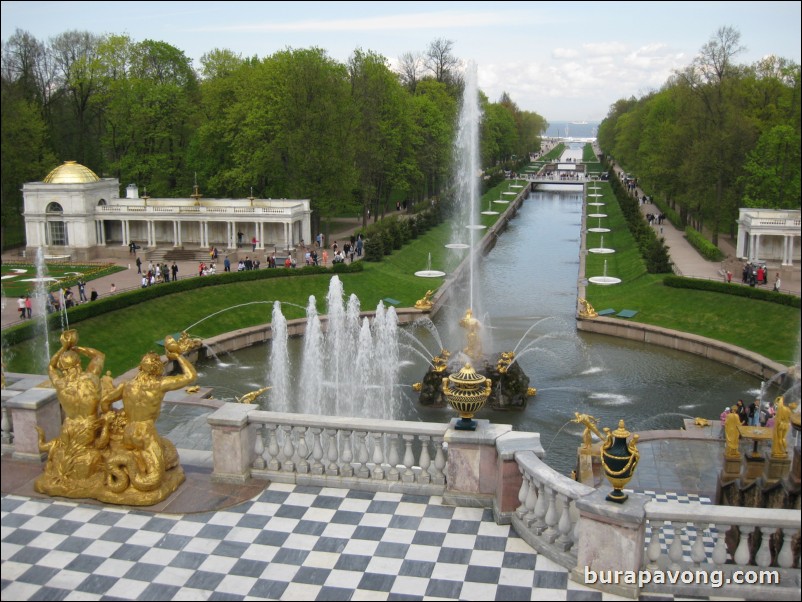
[533,481,548,534]
[515,473,529,520]
[711,524,730,566]
[431,437,446,485]
[371,433,385,480]
[777,528,796,568]
[296,427,309,474]
[310,428,324,474]
[326,429,339,475]
[386,435,400,481]
[253,424,266,469]
[2,404,14,445]
[355,432,369,478]
[418,436,432,484]
[646,520,665,568]
[266,424,280,470]
[556,494,573,551]
[755,526,772,567]
[401,435,415,483]
[734,526,753,566]
[340,430,354,477]
[281,425,295,471]
[690,522,707,564]
[544,487,559,543]
[667,522,685,567]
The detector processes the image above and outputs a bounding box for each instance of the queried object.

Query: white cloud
[582,41,629,55]
[552,48,579,59]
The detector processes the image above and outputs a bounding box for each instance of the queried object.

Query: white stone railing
[642,500,800,595]
[512,450,595,568]
[209,405,449,496]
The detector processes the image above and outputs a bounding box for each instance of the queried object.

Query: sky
[2,1,800,122]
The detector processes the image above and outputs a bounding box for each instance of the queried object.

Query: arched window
[98,199,107,206]
[45,202,67,245]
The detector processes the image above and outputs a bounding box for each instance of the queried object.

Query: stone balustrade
[642,500,800,597]
[512,450,595,568]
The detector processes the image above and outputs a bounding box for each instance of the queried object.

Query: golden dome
[43,161,100,184]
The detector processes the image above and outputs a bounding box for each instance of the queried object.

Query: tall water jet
[299,296,324,412]
[268,301,290,412]
[32,247,53,371]
[451,61,482,316]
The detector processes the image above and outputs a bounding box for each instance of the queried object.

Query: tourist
[251,236,258,251]
[77,279,87,302]
[224,257,231,272]
[90,288,98,301]
[726,270,732,283]
[773,273,781,292]
[25,295,32,318]
[171,262,179,281]
[747,401,759,426]
[719,406,730,427]
[17,296,26,319]
[110,283,117,294]
[284,256,292,269]
[322,249,328,265]
[735,399,748,425]
[141,275,148,288]
[136,256,142,274]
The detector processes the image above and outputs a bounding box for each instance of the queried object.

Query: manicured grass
[1,262,126,297]
[583,182,800,366]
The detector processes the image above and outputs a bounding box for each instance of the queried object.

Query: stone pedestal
[765,452,791,482]
[5,387,61,461]
[208,403,256,483]
[443,419,511,508]
[742,453,766,482]
[572,488,648,599]
[722,454,741,480]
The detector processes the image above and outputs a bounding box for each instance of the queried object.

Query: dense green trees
[1,31,547,250]
[599,27,800,241]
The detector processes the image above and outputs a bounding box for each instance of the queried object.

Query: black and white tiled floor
[2,483,716,601]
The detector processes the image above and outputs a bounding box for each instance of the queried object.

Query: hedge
[684,226,725,261]
[663,275,800,308]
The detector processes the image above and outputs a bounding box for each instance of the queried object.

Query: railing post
[208,402,256,484]
[495,431,543,524]
[5,386,61,462]
[572,489,649,599]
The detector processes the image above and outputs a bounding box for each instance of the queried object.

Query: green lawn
[2,262,126,297]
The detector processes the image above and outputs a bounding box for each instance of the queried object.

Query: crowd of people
[720,398,777,429]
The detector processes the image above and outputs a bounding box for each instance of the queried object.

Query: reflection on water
[196,190,762,475]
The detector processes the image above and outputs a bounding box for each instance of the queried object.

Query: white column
[177,221,182,246]
[122,220,129,247]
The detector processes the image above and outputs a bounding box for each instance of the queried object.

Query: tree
[397,51,423,92]
[739,125,801,208]
[424,38,461,89]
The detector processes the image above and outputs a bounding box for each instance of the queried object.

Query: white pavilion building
[735,208,801,266]
[22,161,312,262]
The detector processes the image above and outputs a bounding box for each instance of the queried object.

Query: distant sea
[544,121,599,139]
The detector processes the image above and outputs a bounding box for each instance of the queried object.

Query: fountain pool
[197,189,764,476]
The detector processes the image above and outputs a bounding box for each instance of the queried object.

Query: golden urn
[600,419,640,503]
[442,362,492,431]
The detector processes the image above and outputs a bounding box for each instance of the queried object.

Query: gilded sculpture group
[35,329,201,505]
[724,395,795,460]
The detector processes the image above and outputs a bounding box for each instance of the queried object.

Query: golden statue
[36,329,201,506]
[526,387,537,397]
[572,412,604,450]
[693,417,711,427]
[414,290,434,311]
[100,339,198,504]
[496,351,515,374]
[724,406,742,458]
[432,349,450,373]
[771,396,795,459]
[460,308,483,361]
[578,298,598,318]
[35,330,108,496]
[237,386,271,404]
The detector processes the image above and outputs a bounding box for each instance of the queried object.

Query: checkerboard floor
[2,484,716,601]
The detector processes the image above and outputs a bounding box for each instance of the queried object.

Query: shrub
[685,227,725,261]
[663,275,800,308]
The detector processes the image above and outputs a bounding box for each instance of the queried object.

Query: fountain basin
[415,270,446,278]
[588,248,615,254]
[445,243,469,249]
[481,210,500,216]
[588,276,622,285]
[465,224,487,230]
[587,228,611,233]
[588,213,607,218]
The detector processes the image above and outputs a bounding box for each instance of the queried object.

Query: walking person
[18,296,26,319]
[136,256,142,274]
[25,295,32,318]
[773,273,781,292]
